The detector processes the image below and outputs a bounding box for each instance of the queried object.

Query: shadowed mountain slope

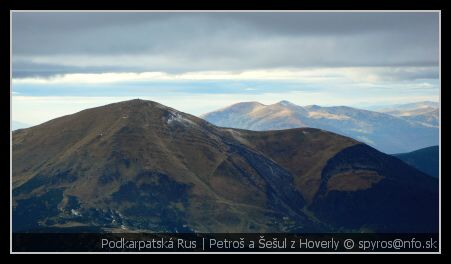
[394,146,439,178]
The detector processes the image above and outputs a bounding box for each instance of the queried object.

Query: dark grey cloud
[12,12,439,78]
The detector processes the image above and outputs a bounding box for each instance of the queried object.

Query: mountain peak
[276,100,295,106]
[305,104,321,110]
[211,101,265,114]
[235,101,264,107]
[109,98,163,108]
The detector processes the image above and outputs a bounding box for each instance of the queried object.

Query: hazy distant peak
[402,101,439,110]
[272,101,308,114]
[375,101,439,113]
[12,120,30,131]
[221,101,264,112]
[415,101,439,107]
[305,104,321,109]
[275,100,295,106]
[235,101,264,106]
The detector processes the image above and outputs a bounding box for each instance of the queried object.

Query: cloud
[12,67,438,85]
[12,12,439,78]
[11,12,440,126]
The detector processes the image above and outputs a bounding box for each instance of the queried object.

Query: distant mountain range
[371,101,439,112]
[13,99,438,233]
[387,108,438,128]
[12,120,30,131]
[394,146,439,178]
[202,101,439,154]
[377,101,439,128]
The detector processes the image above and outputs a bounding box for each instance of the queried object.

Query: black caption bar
[12,233,439,252]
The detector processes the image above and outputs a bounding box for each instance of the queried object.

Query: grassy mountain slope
[13,99,438,233]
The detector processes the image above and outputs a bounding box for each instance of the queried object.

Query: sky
[12,11,440,126]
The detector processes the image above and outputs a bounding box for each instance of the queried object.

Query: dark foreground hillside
[394,146,439,178]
